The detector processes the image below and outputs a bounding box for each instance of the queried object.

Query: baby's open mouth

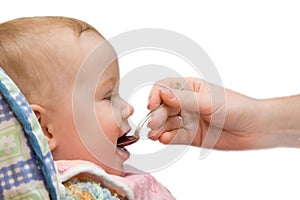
[117,133,139,148]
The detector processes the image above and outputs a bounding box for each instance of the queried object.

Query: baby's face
[45,30,133,176]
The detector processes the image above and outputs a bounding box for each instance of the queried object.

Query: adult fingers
[147,103,181,131]
[158,128,198,145]
[147,77,191,110]
[147,83,162,110]
[148,115,182,140]
[159,87,204,112]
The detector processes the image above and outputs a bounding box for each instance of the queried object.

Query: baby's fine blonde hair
[0,16,101,104]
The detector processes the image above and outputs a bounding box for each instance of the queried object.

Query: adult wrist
[257,96,300,148]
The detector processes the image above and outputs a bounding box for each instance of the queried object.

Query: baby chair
[0,67,60,199]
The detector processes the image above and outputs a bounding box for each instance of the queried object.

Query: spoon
[117,82,183,148]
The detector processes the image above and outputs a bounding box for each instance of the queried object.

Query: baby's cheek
[96,110,120,144]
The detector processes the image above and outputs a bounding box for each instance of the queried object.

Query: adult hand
[147,77,300,150]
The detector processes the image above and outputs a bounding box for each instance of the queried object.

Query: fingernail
[160,87,173,97]
[149,103,160,111]
[147,95,153,109]
[147,95,151,105]
[149,130,158,138]
[147,116,152,127]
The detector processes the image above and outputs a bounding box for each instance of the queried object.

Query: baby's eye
[105,96,112,101]
[104,94,112,101]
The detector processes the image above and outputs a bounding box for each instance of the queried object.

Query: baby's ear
[30,104,57,151]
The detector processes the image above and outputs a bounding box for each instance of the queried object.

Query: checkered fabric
[0,67,60,199]
[0,97,14,123]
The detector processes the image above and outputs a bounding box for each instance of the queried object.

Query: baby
[0,16,174,199]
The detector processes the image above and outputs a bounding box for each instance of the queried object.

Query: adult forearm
[258,94,300,148]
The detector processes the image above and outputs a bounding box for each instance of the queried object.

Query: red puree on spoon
[117,134,139,148]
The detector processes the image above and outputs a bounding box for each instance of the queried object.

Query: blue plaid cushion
[0,67,60,199]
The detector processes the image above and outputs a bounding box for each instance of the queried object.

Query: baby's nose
[122,103,134,119]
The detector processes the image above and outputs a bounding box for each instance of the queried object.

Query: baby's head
[0,17,134,175]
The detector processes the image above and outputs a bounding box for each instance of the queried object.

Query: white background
[2,1,300,199]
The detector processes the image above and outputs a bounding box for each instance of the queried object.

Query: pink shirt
[56,160,175,200]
